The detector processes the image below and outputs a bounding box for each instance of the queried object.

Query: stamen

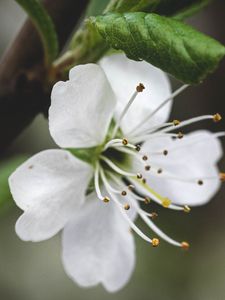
[173,119,180,126]
[121,190,127,196]
[144,197,151,204]
[100,156,137,177]
[142,155,148,161]
[94,163,110,203]
[161,115,217,134]
[112,83,145,138]
[213,113,222,122]
[183,205,191,213]
[124,203,130,210]
[152,238,160,247]
[181,241,190,250]
[220,173,225,182]
[128,84,189,136]
[145,165,151,171]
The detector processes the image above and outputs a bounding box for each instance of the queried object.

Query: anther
[152,238,160,247]
[136,83,145,93]
[183,205,191,213]
[136,145,141,152]
[145,165,151,171]
[163,150,168,156]
[213,113,222,122]
[144,197,151,204]
[181,241,190,250]
[103,196,110,203]
[157,168,163,174]
[142,178,147,184]
[162,198,171,208]
[137,173,143,179]
[198,180,204,186]
[122,138,128,145]
[220,173,225,182]
[124,203,130,210]
[173,119,180,126]
[128,184,135,191]
[121,191,127,196]
[142,155,148,161]
[178,132,184,139]
[150,212,158,220]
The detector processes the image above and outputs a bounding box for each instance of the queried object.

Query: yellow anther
[142,155,148,161]
[181,241,190,250]
[124,203,130,210]
[183,205,191,213]
[220,173,225,182]
[144,197,151,204]
[213,113,222,122]
[137,173,143,179]
[152,238,160,247]
[103,196,110,203]
[162,198,171,208]
[122,138,128,145]
[121,191,127,196]
[150,212,158,220]
[136,83,145,93]
[173,119,180,126]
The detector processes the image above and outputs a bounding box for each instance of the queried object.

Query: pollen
[162,198,171,208]
[163,150,168,156]
[122,138,128,145]
[220,173,225,182]
[103,196,110,203]
[121,191,127,196]
[145,165,151,171]
[213,113,222,122]
[157,168,163,174]
[124,203,130,210]
[178,132,184,139]
[152,238,160,247]
[136,145,141,152]
[128,184,135,191]
[183,205,191,213]
[136,83,145,93]
[137,173,143,179]
[181,241,190,250]
[150,212,158,220]
[144,197,151,204]
[173,119,180,126]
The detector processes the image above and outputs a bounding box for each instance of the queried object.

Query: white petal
[62,193,135,292]
[9,149,93,241]
[99,53,172,134]
[132,131,223,206]
[49,64,116,148]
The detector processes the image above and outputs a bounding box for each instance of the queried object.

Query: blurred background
[0,0,225,299]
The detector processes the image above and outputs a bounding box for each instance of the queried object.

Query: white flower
[9,54,224,292]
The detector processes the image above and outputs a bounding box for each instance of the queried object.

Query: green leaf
[15,0,59,65]
[0,155,28,214]
[92,12,225,84]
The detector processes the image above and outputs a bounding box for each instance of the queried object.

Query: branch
[0,0,89,153]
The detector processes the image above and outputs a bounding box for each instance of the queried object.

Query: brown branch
[0,0,89,153]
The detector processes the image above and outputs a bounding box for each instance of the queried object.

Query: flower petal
[62,193,135,292]
[49,64,116,148]
[132,131,223,206]
[99,53,171,134]
[9,149,93,241]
